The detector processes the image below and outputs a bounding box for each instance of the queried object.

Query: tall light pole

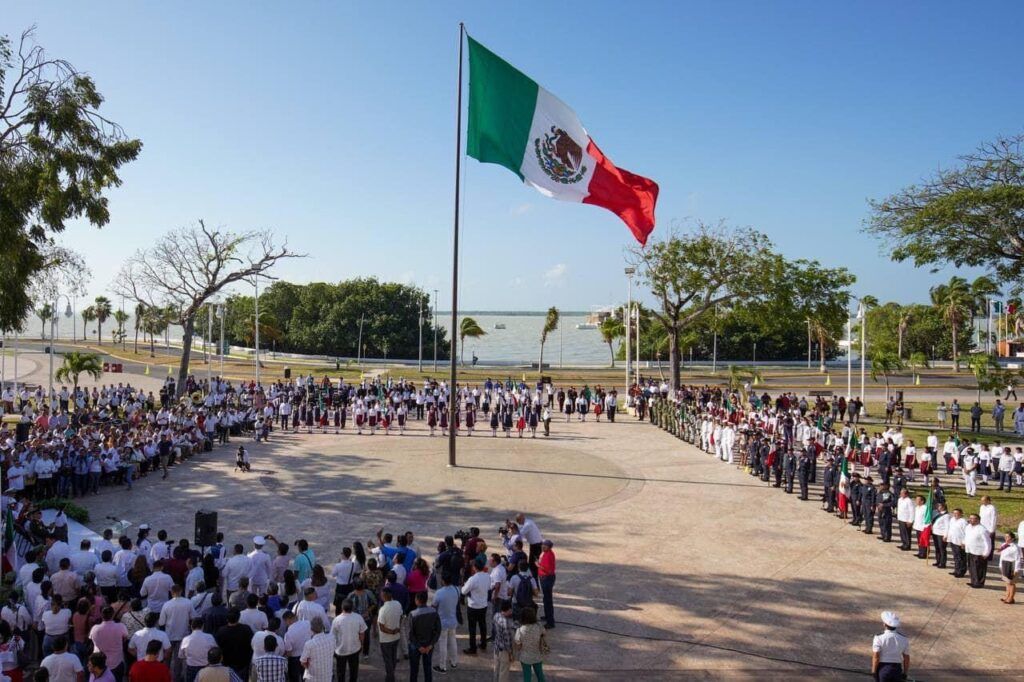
[433,288,439,373]
[846,316,852,399]
[806,319,812,369]
[48,296,74,401]
[12,329,18,399]
[624,267,634,389]
[357,314,365,370]
[418,297,424,372]
[858,300,866,403]
[217,303,226,379]
[206,303,214,390]
[254,274,261,387]
[634,303,641,386]
[712,303,719,375]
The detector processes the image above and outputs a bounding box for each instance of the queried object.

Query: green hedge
[36,499,90,523]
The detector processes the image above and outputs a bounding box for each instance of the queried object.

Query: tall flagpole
[448,22,465,468]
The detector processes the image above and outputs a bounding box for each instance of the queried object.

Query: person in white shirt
[159,584,194,682]
[69,539,99,577]
[911,496,930,560]
[330,602,367,679]
[461,562,491,655]
[947,509,969,581]
[294,588,328,626]
[128,612,172,662]
[515,513,544,569]
[961,449,978,496]
[239,594,268,632]
[896,489,915,552]
[140,561,174,612]
[871,611,910,681]
[930,504,950,569]
[282,610,312,661]
[250,621,284,657]
[979,496,998,560]
[222,544,253,597]
[40,636,83,682]
[179,618,216,682]
[964,514,993,589]
[997,531,1022,604]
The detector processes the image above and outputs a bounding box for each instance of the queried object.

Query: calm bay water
[22,312,616,365]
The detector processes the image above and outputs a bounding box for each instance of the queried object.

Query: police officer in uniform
[877,483,894,543]
[861,477,877,534]
[849,473,864,526]
[797,450,811,500]
[771,443,784,488]
[891,468,907,501]
[871,611,910,682]
[821,457,835,512]
[784,449,797,494]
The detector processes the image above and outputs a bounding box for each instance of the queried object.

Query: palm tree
[458,317,486,366]
[37,303,54,340]
[869,350,903,402]
[142,307,169,357]
[54,351,104,400]
[908,351,929,385]
[80,306,97,342]
[896,307,913,361]
[857,295,879,355]
[967,353,1004,402]
[93,296,113,345]
[727,365,763,405]
[113,310,129,348]
[599,316,625,368]
[930,276,972,371]
[132,303,146,353]
[538,307,559,373]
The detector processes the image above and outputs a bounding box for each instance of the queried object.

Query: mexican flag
[837,455,850,513]
[918,489,935,547]
[466,36,659,245]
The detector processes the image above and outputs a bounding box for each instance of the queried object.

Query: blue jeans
[539,574,556,627]
[408,644,433,682]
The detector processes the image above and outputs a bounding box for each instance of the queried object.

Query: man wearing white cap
[871,611,909,681]
[249,536,272,596]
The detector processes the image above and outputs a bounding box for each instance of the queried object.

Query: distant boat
[577,306,613,330]
[493,323,506,330]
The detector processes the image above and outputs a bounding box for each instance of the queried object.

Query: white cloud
[509,276,524,287]
[543,263,567,287]
[511,203,533,216]
[398,270,416,284]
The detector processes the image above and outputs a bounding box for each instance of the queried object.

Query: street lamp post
[806,320,811,369]
[357,314,365,370]
[254,275,261,387]
[624,267,634,389]
[634,304,641,386]
[858,300,866,406]
[418,298,424,372]
[712,304,719,375]
[433,289,438,373]
[846,316,852,399]
[48,296,74,401]
[217,303,226,379]
[206,303,214,390]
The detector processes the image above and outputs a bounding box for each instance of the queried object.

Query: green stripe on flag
[466,36,539,180]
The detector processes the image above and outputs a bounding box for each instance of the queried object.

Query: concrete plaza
[50,390,1019,680]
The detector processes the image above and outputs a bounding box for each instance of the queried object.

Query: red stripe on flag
[582,140,659,246]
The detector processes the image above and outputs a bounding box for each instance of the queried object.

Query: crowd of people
[638,383,1024,611]
[0,502,558,682]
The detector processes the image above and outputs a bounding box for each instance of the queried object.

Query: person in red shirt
[537,540,557,629]
[129,640,171,682]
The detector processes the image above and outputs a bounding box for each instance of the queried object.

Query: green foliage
[538,307,559,373]
[207,279,448,360]
[0,28,142,331]
[600,316,624,367]
[931,276,973,370]
[869,350,904,401]
[36,499,90,523]
[459,317,486,365]
[867,134,1024,293]
[863,301,971,361]
[966,353,1015,401]
[93,296,112,344]
[54,351,103,390]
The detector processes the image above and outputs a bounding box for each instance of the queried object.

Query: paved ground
[8,350,1024,678]
[56,410,1020,680]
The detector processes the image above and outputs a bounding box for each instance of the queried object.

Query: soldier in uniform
[797,449,811,500]
[760,439,772,483]
[771,442,783,488]
[891,468,907,502]
[871,611,911,682]
[861,476,877,534]
[784,449,797,494]
[877,483,894,542]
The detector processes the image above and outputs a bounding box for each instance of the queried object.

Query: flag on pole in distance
[837,455,850,514]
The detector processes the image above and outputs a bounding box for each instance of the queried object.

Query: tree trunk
[817,329,827,372]
[176,315,195,397]
[952,324,959,372]
[539,341,545,375]
[97,321,102,345]
[669,327,681,391]
[134,327,139,354]
[149,332,155,357]
[897,328,903,361]
[884,375,890,402]
[608,341,615,368]
[460,336,465,366]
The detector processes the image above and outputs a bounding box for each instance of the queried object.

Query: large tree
[0,28,141,331]
[866,134,1024,290]
[788,259,855,372]
[630,222,779,389]
[114,221,301,395]
[930,276,973,371]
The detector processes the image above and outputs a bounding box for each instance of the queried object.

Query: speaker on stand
[194,509,218,548]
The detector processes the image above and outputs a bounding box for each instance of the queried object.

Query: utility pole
[712,304,718,375]
[846,316,852,399]
[207,303,214,390]
[254,274,261,387]
[858,301,866,405]
[357,314,365,370]
[806,320,811,369]
[218,303,226,379]
[433,288,438,373]
[624,267,634,389]
[418,297,424,372]
[635,304,640,386]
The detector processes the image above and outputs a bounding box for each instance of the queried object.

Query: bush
[36,499,90,523]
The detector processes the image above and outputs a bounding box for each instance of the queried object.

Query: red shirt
[129,660,171,682]
[538,550,556,578]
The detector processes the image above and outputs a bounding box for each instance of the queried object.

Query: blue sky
[6,1,1022,311]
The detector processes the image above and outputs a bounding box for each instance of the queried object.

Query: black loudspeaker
[195,509,218,547]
